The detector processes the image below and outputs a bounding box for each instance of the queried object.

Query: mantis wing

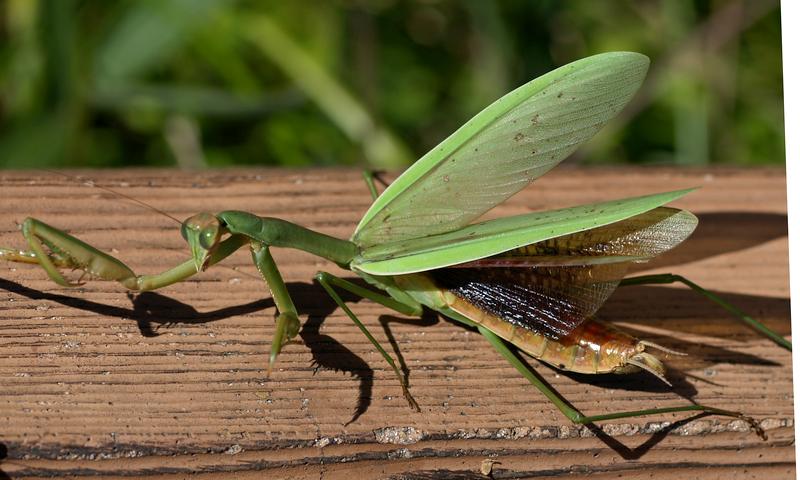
[353,52,649,248]
[432,261,629,340]
[431,206,697,339]
[352,188,693,275]
[460,206,698,266]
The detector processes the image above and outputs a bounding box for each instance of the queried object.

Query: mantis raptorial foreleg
[315,271,422,411]
[619,273,791,351]
[1,217,247,290]
[478,326,766,439]
[249,242,302,374]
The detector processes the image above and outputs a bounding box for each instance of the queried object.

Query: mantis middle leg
[315,271,423,410]
[362,170,388,201]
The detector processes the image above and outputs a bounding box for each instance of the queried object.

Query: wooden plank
[0,167,793,479]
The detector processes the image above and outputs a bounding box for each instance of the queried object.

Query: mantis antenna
[43,169,183,224]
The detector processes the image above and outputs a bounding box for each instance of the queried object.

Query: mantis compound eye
[199,228,218,249]
[180,223,189,241]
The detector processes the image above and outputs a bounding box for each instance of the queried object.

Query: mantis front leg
[1,217,247,290]
[249,242,301,375]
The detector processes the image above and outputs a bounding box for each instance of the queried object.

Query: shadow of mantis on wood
[1,273,782,434]
[0,52,790,440]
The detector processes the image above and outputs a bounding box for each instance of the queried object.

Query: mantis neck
[218,211,358,267]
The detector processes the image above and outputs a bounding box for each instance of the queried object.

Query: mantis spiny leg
[478,326,766,439]
[3,217,247,291]
[315,271,421,411]
[249,242,301,375]
[620,273,791,351]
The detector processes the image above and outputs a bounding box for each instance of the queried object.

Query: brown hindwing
[429,207,697,339]
[430,262,629,339]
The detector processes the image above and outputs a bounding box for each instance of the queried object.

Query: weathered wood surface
[0,167,793,479]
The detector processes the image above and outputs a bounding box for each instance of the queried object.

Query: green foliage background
[0,0,784,169]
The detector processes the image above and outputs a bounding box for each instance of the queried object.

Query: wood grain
[0,167,793,479]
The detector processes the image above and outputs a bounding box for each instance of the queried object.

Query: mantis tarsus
[0,52,788,439]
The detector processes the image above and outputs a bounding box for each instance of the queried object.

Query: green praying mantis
[0,52,790,438]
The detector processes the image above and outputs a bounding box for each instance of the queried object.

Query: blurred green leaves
[94,0,222,83]
[244,14,412,168]
[0,1,784,169]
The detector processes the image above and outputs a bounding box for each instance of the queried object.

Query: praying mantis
[0,52,789,437]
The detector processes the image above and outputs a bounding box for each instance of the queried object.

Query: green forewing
[351,188,694,275]
[455,206,697,268]
[352,52,650,248]
[428,206,697,339]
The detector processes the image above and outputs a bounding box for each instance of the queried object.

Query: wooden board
[0,167,793,479]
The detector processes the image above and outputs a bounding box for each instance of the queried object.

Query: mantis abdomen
[393,272,668,380]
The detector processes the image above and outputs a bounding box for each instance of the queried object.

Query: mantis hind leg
[1,217,247,291]
[620,273,791,351]
[478,326,766,439]
[315,271,422,411]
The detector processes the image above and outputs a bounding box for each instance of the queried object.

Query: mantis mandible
[0,52,789,437]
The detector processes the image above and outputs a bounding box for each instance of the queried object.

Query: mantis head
[181,212,224,272]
